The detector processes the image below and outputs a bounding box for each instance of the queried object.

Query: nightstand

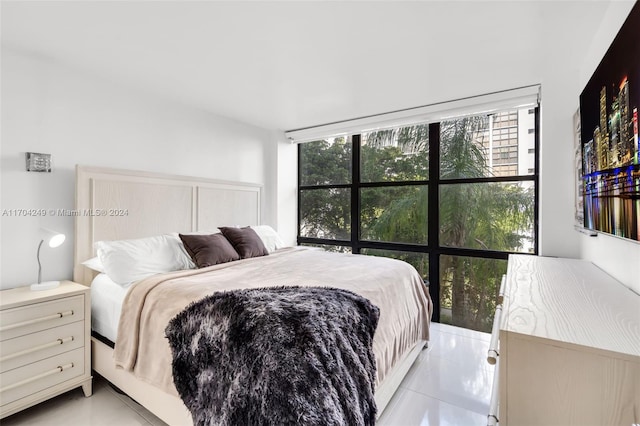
[0,281,92,418]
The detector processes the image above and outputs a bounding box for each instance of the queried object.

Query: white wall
[0,48,275,289]
[577,1,640,293]
[537,31,583,259]
[274,132,298,247]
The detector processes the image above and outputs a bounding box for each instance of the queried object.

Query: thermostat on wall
[25,152,52,172]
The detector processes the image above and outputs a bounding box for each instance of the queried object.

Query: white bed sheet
[91,273,129,342]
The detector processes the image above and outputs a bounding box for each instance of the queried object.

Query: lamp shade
[41,227,65,248]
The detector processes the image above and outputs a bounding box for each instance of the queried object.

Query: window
[440,255,507,330]
[299,188,351,240]
[439,181,534,252]
[361,124,429,182]
[299,138,352,186]
[297,107,539,332]
[360,186,428,244]
[298,138,352,243]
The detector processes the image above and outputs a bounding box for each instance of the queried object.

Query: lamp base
[30,281,60,291]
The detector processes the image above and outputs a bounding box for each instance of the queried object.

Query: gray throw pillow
[179,233,240,268]
[218,226,269,259]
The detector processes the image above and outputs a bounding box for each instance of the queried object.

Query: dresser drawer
[0,347,85,407]
[0,321,84,373]
[0,295,84,341]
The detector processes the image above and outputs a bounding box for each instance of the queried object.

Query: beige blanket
[114,247,432,397]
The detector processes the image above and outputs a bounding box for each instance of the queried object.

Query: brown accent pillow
[218,226,269,259]
[178,233,240,268]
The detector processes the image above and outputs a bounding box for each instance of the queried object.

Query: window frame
[297,109,540,323]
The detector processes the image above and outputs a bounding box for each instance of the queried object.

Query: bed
[73,166,432,425]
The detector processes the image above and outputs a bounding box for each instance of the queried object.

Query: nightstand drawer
[0,347,85,407]
[0,295,84,341]
[0,321,85,373]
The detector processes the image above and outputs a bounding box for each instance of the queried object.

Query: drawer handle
[487,358,500,425]
[487,304,502,365]
[0,336,74,363]
[0,310,74,332]
[498,274,506,305]
[0,363,74,393]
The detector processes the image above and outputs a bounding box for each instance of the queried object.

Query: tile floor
[378,322,494,425]
[2,323,494,426]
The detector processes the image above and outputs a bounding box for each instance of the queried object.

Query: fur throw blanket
[165,286,380,426]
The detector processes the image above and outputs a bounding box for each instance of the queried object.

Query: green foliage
[300,138,351,186]
[299,117,535,332]
[299,188,351,240]
[299,138,352,240]
[439,256,507,331]
[438,117,534,331]
[361,125,429,182]
[439,117,488,180]
[361,186,428,244]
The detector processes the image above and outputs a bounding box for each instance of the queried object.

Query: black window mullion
[356,240,523,259]
[437,246,512,260]
[297,143,302,245]
[534,106,540,255]
[428,122,440,322]
[298,183,352,191]
[359,180,429,188]
[439,175,536,185]
[351,134,361,254]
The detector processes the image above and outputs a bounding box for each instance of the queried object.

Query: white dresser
[490,255,640,426]
[0,281,92,418]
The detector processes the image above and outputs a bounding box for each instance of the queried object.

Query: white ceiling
[1,1,613,132]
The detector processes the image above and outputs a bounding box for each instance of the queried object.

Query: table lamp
[31,227,66,291]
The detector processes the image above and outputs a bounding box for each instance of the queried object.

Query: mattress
[90,273,129,342]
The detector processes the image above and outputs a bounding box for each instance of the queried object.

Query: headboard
[73,166,262,285]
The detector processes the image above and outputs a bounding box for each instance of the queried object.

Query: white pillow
[250,225,286,253]
[94,234,193,286]
[81,256,106,273]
